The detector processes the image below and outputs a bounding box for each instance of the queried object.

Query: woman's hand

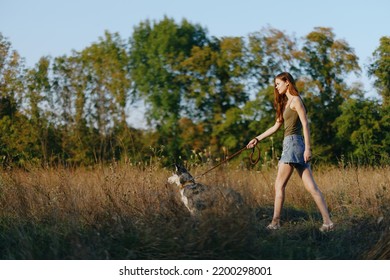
[304,149,312,163]
[246,138,258,149]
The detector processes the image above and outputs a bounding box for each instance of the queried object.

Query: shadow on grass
[0,205,388,260]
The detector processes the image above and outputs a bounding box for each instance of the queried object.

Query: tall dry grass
[0,163,389,259]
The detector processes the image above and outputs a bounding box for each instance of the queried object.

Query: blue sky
[1,0,389,124]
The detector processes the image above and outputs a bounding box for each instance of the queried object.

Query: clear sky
[1,0,389,125]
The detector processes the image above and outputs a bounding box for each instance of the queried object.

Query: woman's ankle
[323,219,333,225]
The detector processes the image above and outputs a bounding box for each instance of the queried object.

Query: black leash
[194,145,261,179]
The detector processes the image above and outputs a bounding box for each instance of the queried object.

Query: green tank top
[283,105,302,137]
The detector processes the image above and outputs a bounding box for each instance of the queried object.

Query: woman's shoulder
[290,96,304,110]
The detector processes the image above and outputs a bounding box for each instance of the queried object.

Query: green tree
[247,27,301,87]
[368,36,390,107]
[52,54,94,164]
[129,17,208,160]
[299,27,360,162]
[367,36,390,164]
[334,97,387,164]
[51,32,135,164]
[180,36,250,153]
[80,32,131,133]
[79,31,133,162]
[0,34,28,165]
[0,33,24,119]
[25,57,55,163]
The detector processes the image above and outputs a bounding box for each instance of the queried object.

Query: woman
[246,72,334,232]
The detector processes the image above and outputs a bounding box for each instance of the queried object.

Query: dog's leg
[180,189,194,214]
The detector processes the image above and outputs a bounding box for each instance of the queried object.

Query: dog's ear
[173,163,181,173]
[174,163,188,175]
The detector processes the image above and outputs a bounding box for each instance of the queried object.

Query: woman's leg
[269,163,294,226]
[297,166,333,225]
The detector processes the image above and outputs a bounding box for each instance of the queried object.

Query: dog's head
[167,164,195,188]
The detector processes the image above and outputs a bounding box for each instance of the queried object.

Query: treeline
[0,17,389,167]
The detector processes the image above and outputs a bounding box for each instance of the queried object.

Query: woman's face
[275,78,289,95]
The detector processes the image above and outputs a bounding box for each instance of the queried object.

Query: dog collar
[182,181,196,188]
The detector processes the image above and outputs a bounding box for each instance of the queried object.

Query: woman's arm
[292,97,312,162]
[246,119,283,149]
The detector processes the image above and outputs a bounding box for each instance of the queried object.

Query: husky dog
[167,164,243,215]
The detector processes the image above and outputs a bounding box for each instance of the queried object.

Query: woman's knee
[274,182,286,195]
[306,184,323,198]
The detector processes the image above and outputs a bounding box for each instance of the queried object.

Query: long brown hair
[274,72,300,122]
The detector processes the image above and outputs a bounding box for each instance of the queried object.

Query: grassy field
[0,163,389,259]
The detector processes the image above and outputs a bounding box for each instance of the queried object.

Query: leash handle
[249,145,261,165]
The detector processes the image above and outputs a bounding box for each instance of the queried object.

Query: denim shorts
[279,135,309,168]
